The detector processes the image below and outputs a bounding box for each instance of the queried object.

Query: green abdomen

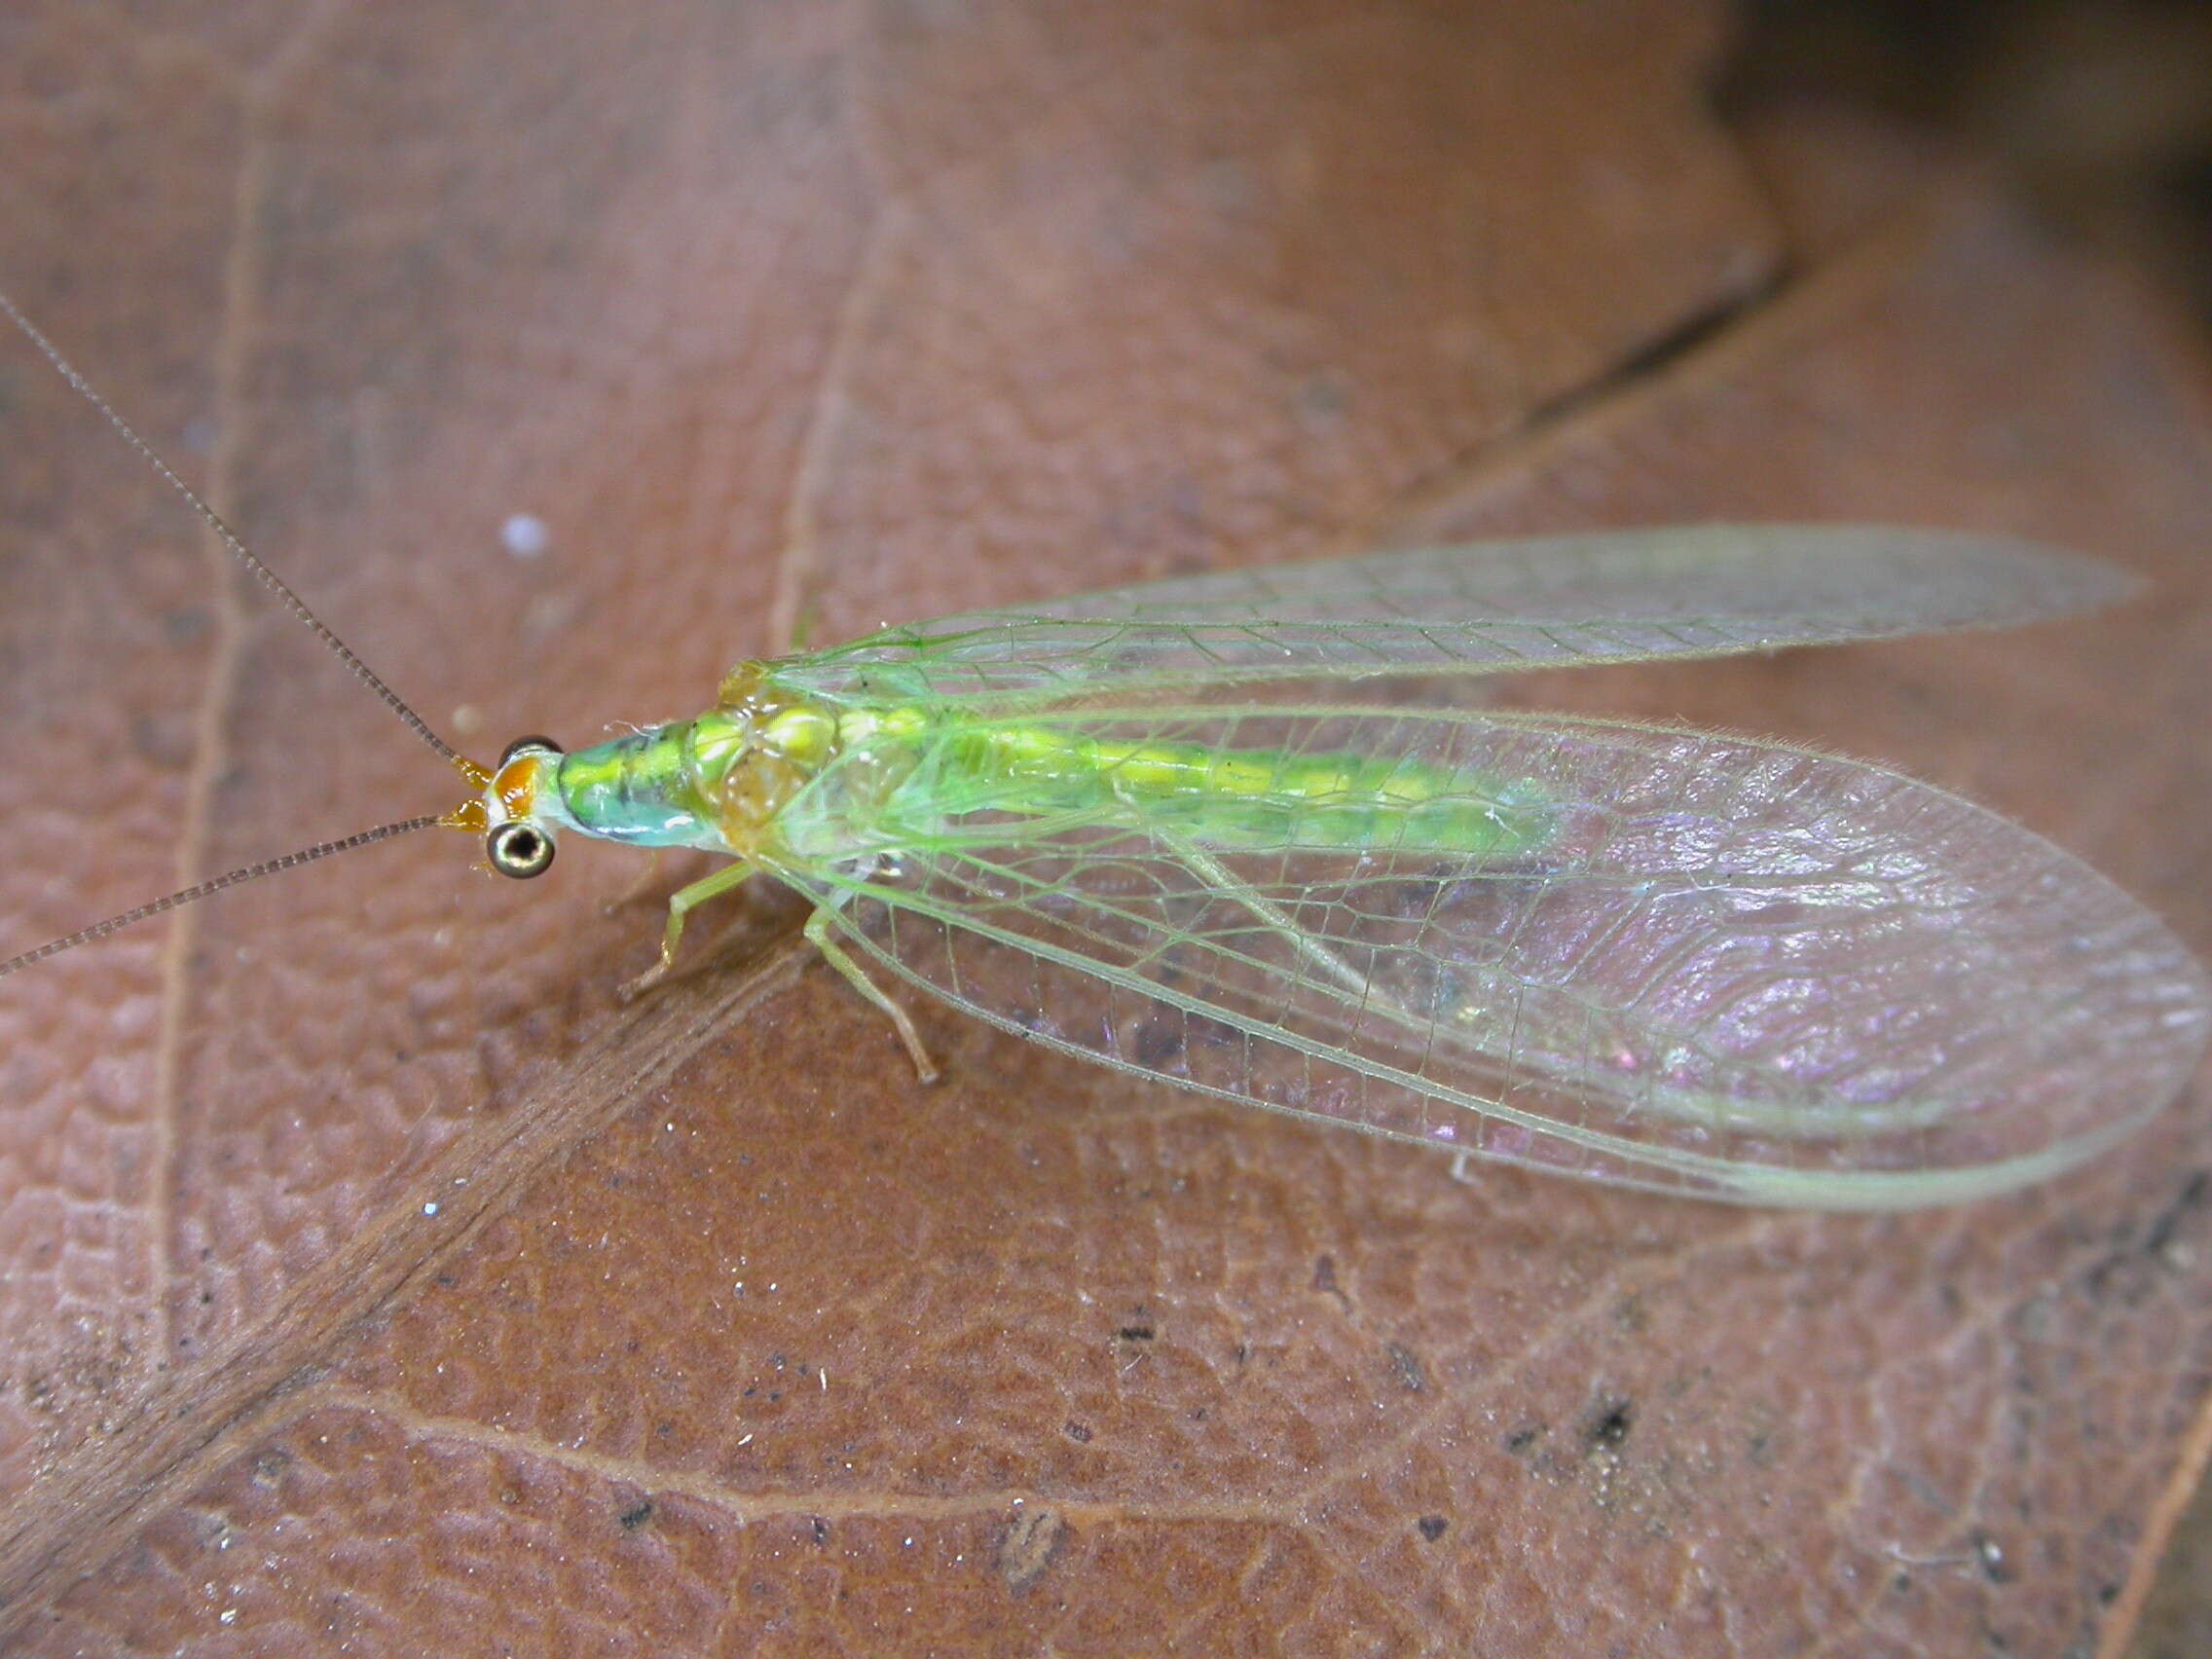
[911,718,1552,859]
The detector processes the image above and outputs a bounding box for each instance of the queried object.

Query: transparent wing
[781,525,2134,702]
[774,707,2209,1207]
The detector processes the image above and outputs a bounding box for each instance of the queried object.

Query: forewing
[782,525,2134,701]
[779,708,2209,1207]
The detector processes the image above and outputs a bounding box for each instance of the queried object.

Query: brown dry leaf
[1,3,2207,1654]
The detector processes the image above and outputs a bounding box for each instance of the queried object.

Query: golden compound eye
[499,734,564,767]
[486,821,556,879]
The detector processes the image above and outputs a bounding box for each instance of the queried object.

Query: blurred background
[1734,4,2212,1653]
[1734,0,2212,331]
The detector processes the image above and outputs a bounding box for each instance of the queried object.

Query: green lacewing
[5,288,2206,1210]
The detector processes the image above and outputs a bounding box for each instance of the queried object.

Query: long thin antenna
[0,284,461,766]
[0,816,443,979]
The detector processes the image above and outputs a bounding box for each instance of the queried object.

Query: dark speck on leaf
[1417,1516,1448,1541]
[997,1508,1066,1594]
[2145,1170,2208,1255]
[1385,1342,1426,1392]
[1583,1398,1634,1449]
[618,1500,654,1531]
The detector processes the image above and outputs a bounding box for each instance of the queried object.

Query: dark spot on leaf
[1417,1515,1448,1541]
[1504,1425,1543,1455]
[1312,1256,1351,1311]
[1065,1420,1093,1443]
[1583,1397,1634,1449]
[997,1507,1065,1594]
[812,1517,830,1545]
[619,1499,654,1531]
[1385,1342,1426,1392]
[2145,1170,2208,1255]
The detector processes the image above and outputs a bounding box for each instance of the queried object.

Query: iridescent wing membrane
[772,527,2210,1207]
[787,523,2136,699]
